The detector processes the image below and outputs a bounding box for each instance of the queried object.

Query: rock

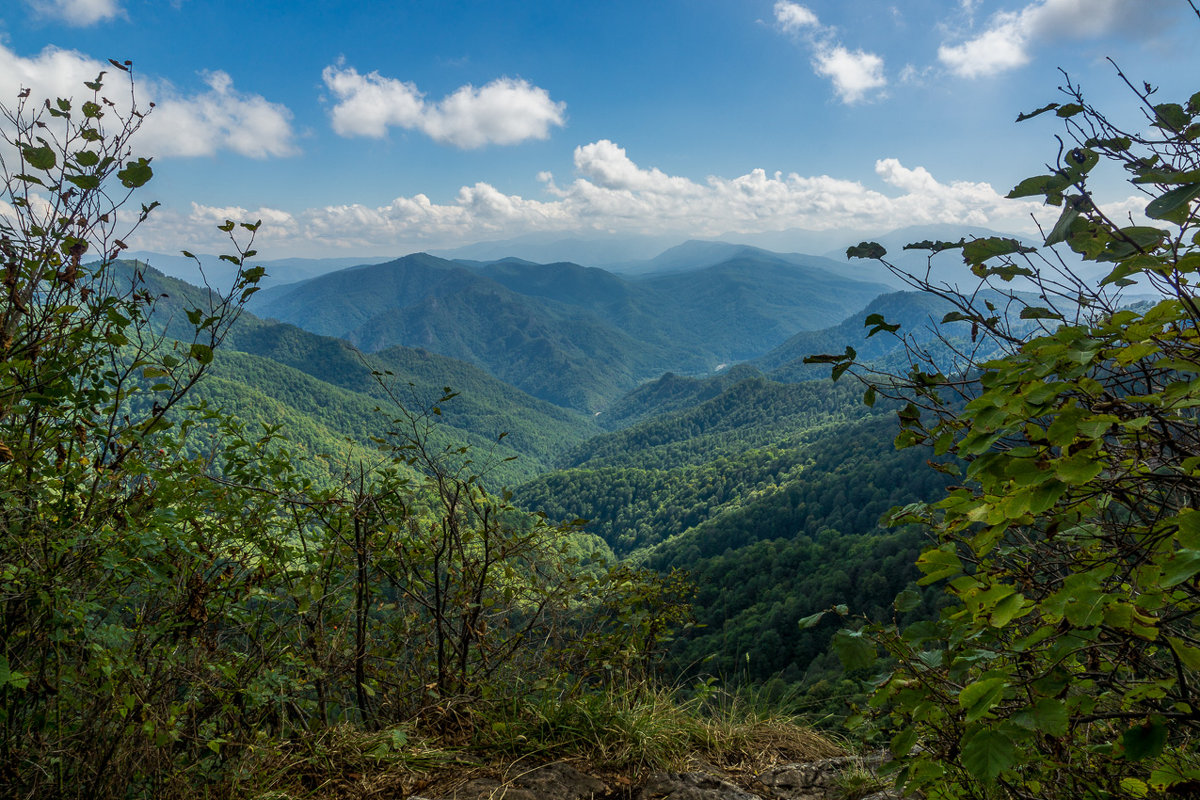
[415,752,907,800]
[756,755,892,800]
[427,762,610,799]
[636,771,761,800]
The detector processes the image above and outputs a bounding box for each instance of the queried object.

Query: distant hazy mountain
[431,232,680,267]
[247,250,889,411]
[126,250,390,291]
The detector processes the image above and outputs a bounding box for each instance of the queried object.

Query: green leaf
[916,547,962,585]
[1008,173,1070,199]
[1055,454,1103,484]
[117,158,154,188]
[189,343,214,365]
[961,728,1017,781]
[1032,698,1068,737]
[1120,778,1150,798]
[21,144,56,171]
[1146,183,1200,220]
[962,237,1036,265]
[831,629,877,670]
[1044,203,1080,246]
[1167,637,1200,670]
[1059,584,1107,628]
[0,655,29,690]
[66,174,101,191]
[894,588,921,613]
[1153,102,1189,131]
[864,313,901,337]
[959,677,1007,722]
[1015,102,1059,122]
[1019,306,1062,321]
[846,241,886,260]
[1118,226,1167,252]
[1161,549,1200,588]
[1123,721,1168,761]
[798,611,826,629]
[990,592,1029,627]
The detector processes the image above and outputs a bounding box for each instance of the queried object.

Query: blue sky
[2,0,1197,258]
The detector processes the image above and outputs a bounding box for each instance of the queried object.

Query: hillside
[511,369,949,692]
[246,250,889,410]
[136,264,598,481]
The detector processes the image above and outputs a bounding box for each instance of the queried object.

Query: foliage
[812,53,1200,799]
[0,64,272,798]
[0,72,696,799]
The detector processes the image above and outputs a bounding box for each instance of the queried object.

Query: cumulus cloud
[321,64,566,148]
[132,140,1047,255]
[0,44,298,159]
[940,0,1176,78]
[813,46,887,104]
[773,0,819,32]
[141,71,298,158]
[772,1,887,104]
[23,0,122,26]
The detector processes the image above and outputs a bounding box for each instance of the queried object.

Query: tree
[0,65,266,798]
[808,21,1200,799]
[0,63,700,800]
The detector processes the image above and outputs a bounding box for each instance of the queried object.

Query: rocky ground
[406,755,904,800]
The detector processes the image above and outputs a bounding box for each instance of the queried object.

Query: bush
[812,40,1200,800]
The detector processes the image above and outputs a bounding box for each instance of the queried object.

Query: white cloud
[772,2,887,104]
[321,64,566,148]
[0,44,298,159]
[23,0,122,26]
[141,71,298,158]
[773,1,819,32]
[132,141,1047,256]
[940,0,1176,78]
[813,46,887,104]
[939,15,1029,78]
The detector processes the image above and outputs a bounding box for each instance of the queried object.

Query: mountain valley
[132,236,975,699]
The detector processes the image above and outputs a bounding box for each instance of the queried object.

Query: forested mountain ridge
[245,250,889,410]
[134,263,598,480]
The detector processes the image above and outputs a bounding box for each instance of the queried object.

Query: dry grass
[161,686,845,799]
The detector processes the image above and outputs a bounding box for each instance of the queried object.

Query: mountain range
[243,247,890,410]
[128,231,1054,696]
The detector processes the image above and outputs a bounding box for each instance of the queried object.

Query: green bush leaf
[1032,698,1068,737]
[21,144,56,171]
[961,728,1017,780]
[916,547,962,585]
[117,158,153,188]
[962,237,1036,265]
[1123,721,1168,761]
[846,241,887,260]
[831,629,877,670]
[960,677,1008,722]
[189,343,214,365]
[1146,182,1200,220]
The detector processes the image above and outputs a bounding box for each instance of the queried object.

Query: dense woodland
[4,30,1200,800]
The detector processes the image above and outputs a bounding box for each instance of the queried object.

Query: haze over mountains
[134,224,1036,296]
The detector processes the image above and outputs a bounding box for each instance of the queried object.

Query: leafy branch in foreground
[809,56,1200,800]
[0,67,270,798]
